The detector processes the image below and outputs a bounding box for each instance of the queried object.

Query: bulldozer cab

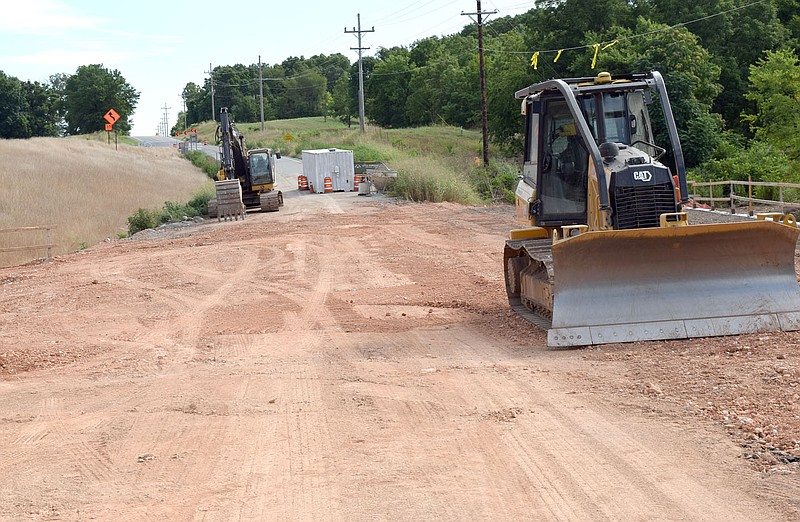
[523,79,662,229]
[538,101,590,222]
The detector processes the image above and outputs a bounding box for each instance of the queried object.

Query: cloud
[4,48,134,69]
[0,0,104,34]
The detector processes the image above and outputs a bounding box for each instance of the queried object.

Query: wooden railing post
[710,183,715,211]
[46,227,52,261]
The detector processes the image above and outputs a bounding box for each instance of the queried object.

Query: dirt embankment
[0,193,798,520]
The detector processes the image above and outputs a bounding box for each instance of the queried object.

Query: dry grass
[0,138,211,267]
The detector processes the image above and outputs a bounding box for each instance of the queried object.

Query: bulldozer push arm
[506,72,800,347]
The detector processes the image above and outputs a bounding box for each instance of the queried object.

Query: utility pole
[181,91,187,131]
[161,103,171,137]
[259,55,265,131]
[462,1,496,167]
[345,14,374,134]
[206,63,216,121]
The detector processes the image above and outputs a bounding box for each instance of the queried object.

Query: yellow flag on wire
[602,40,618,51]
[554,49,563,63]
[530,51,540,69]
[591,43,601,69]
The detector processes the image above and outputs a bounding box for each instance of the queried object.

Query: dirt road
[1,170,799,520]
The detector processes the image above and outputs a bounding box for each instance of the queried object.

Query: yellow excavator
[505,71,800,347]
[207,107,283,217]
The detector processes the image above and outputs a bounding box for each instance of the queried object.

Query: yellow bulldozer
[505,71,800,347]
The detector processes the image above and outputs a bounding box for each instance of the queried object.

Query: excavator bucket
[547,220,800,347]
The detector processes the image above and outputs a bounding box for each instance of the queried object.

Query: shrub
[351,144,389,162]
[128,208,158,235]
[158,201,188,224]
[187,184,215,215]
[469,162,518,203]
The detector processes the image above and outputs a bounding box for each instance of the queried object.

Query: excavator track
[260,191,282,212]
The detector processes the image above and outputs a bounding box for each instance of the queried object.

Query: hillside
[0,138,211,267]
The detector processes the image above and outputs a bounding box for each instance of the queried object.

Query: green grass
[185,150,220,179]
[189,116,518,205]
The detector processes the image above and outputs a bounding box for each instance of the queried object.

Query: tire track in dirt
[82,244,263,369]
[2,394,117,498]
[322,326,785,520]
[3,194,797,520]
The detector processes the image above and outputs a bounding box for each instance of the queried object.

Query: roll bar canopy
[515,71,689,207]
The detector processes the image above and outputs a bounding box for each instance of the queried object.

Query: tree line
[176,0,798,178]
[2,0,798,186]
[0,65,139,137]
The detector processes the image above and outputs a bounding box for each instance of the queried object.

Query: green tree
[321,91,334,121]
[648,0,787,132]
[0,71,30,138]
[22,80,58,137]
[48,73,69,136]
[280,71,327,118]
[181,82,205,126]
[64,64,139,134]
[212,65,256,121]
[0,72,60,138]
[742,48,800,159]
[583,18,724,167]
[485,31,533,152]
[366,48,414,127]
[406,35,479,128]
[307,53,350,92]
[331,73,356,126]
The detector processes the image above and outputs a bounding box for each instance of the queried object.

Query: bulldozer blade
[548,220,800,347]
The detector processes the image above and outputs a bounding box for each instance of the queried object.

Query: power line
[378,0,463,27]
[370,0,430,25]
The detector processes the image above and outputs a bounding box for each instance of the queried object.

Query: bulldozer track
[504,238,554,332]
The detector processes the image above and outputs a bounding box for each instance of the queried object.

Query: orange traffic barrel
[298,175,309,191]
[324,176,333,193]
[353,175,361,192]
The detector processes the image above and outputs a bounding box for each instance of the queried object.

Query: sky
[0,0,535,136]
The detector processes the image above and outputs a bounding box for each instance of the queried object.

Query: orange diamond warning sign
[104,108,120,125]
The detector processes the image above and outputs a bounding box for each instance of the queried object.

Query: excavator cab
[506,72,800,347]
[249,150,276,188]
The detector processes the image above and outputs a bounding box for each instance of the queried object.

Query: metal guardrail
[687,179,800,214]
[0,226,56,262]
